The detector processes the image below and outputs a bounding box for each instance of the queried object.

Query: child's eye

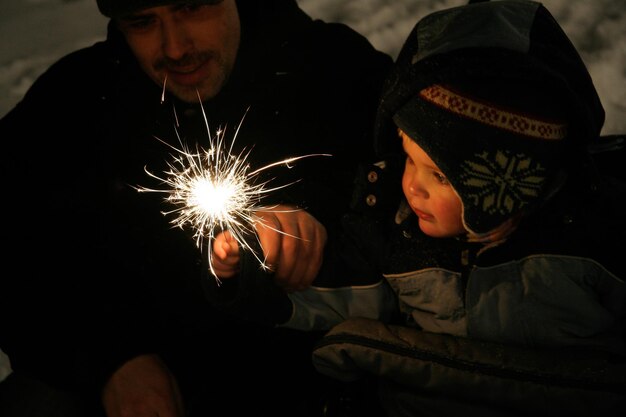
[433,171,449,185]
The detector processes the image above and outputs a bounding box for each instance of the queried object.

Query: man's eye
[120,17,154,31]
[177,3,204,13]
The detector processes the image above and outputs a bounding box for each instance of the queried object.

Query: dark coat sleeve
[0,44,170,394]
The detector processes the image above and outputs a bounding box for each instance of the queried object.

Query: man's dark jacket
[0,0,392,394]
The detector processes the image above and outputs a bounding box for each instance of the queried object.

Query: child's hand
[211,230,240,279]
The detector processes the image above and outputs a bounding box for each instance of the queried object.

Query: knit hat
[96,0,223,18]
[393,80,568,235]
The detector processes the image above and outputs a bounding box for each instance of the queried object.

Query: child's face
[400,130,465,238]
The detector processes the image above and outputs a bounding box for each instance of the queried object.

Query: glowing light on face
[135,104,329,282]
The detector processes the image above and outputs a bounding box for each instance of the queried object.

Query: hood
[374,0,605,159]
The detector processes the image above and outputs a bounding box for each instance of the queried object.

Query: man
[0,1,392,416]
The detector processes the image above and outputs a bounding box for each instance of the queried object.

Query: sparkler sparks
[135,105,330,282]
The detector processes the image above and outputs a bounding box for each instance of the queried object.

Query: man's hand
[255,206,327,292]
[102,354,184,417]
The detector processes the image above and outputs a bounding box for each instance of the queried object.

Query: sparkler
[135,103,330,283]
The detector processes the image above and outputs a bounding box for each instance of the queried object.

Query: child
[206,0,626,355]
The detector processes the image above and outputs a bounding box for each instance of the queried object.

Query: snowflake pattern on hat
[459,149,547,217]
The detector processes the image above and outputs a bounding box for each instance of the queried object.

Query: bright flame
[135,105,330,282]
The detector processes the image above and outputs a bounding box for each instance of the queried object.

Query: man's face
[117,0,240,103]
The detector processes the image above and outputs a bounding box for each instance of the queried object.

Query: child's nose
[408,174,429,198]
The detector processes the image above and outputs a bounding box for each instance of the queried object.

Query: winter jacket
[309,169,626,415]
[0,0,392,393]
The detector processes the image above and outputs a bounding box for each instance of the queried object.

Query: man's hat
[96,0,223,18]
[394,80,568,235]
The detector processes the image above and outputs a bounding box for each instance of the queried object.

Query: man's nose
[161,20,191,61]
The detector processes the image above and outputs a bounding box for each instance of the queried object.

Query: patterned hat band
[418,85,568,141]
